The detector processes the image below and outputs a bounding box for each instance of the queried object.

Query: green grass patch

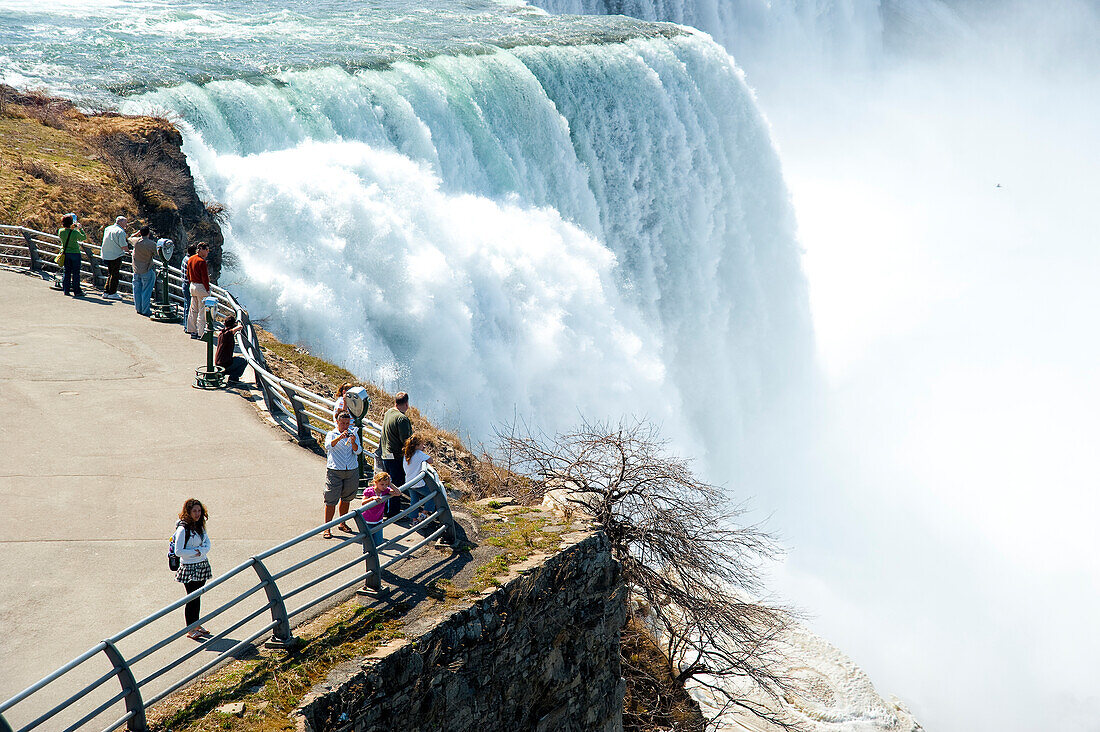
[468,515,564,594]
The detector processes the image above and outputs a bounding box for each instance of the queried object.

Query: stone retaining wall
[296,531,626,732]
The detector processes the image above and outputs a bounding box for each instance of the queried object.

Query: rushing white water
[529,1,1100,731]
[119,33,812,465]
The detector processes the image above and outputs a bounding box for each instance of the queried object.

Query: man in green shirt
[381,392,413,518]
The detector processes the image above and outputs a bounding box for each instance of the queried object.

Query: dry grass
[621,618,709,732]
[0,84,174,238]
[147,603,403,732]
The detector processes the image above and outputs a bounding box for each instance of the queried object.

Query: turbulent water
[519,2,1100,732]
[1,0,813,468]
[6,1,1096,730]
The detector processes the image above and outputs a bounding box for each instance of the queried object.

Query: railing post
[251,557,295,649]
[100,640,147,731]
[425,467,458,546]
[79,243,104,290]
[21,230,39,272]
[352,510,384,596]
[282,385,318,448]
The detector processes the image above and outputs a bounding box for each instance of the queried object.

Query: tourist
[323,411,362,539]
[185,242,211,338]
[215,314,248,384]
[402,432,435,523]
[58,214,86,297]
[360,471,400,546]
[381,392,413,518]
[173,498,213,640]
[180,243,196,329]
[128,225,157,315]
[99,215,129,299]
[333,382,354,422]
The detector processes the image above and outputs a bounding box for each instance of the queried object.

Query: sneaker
[106,293,122,300]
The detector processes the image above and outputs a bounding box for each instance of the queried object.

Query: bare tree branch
[493,418,804,732]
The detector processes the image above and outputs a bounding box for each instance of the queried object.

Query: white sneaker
[106,293,121,300]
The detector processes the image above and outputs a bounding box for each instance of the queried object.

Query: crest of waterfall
[123,32,812,466]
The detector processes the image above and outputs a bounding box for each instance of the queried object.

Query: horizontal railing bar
[286,572,371,621]
[99,710,135,732]
[381,524,448,569]
[61,686,129,732]
[19,665,120,732]
[135,601,273,690]
[253,509,364,561]
[140,620,279,709]
[279,550,371,603]
[270,534,363,583]
[106,558,257,644]
[379,507,443,551]
[124,580,268,669]
[0,642,107,712]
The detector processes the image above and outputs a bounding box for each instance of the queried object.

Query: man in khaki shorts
[322,411,362,539]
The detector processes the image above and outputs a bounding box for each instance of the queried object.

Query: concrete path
[0,269,453,727]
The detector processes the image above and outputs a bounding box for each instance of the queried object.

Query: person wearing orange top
[185,243,212,338]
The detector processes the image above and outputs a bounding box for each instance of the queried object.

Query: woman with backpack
[173,498,213,640]
[58,214,86,297]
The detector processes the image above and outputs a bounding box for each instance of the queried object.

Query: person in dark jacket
[381,392,413,517]
[215,314,247,384]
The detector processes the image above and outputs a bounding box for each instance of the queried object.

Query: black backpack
[168,520,191,571]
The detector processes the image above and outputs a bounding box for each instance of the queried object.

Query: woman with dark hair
[333,382,354,422]
[214,314,247,384]
[173,499,213,640]
[58,214,86,297]
[402,432,435,523]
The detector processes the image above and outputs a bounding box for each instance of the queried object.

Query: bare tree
[494,419,801,731]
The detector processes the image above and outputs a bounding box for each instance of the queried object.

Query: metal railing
[0,224,370,448]
[0,226,459,732]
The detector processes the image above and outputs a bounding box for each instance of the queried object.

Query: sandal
[322,530,333,539]
[186,630,203,640]
[338,524,355,534]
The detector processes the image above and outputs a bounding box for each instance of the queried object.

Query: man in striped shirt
[323,411,362,539]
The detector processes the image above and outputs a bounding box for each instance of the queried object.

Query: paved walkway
[0,269,434,724]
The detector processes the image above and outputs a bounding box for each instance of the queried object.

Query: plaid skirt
[175,559,212,584]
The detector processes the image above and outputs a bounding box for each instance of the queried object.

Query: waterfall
[125,32,811,463]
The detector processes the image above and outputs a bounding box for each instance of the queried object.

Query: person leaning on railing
[402,432,435,525]
[215,313,248,384]
[381,392,413,518]
[323,411,363,539]
[185,243,211,338]
[99,215,129,300]
[58,213,86,297]
[128,225,157,316]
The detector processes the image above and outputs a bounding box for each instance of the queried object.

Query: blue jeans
[181,278,190,328]
[62,252,83,295]
[366,522,384,547]
[410,483,436,515]
[133,270,156,315]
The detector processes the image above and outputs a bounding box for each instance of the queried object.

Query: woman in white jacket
[173,499,213,640]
